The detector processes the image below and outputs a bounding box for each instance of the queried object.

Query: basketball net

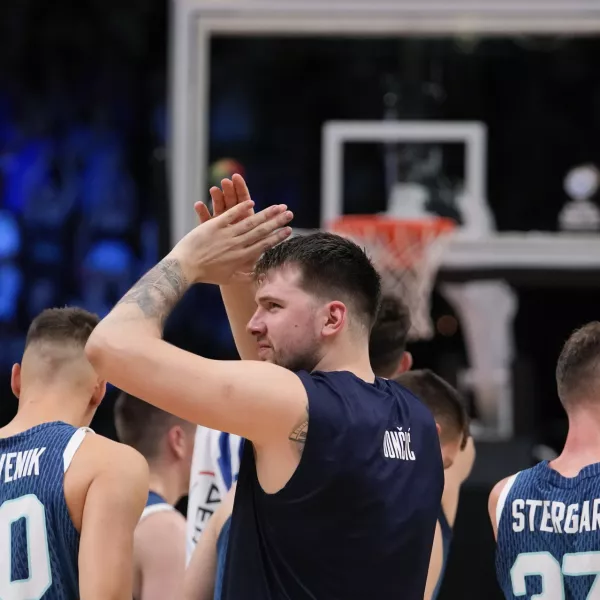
[329,215,456,341]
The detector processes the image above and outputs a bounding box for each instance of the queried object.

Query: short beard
[273,349,322,374]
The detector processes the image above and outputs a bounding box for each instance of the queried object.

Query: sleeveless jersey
[0,421,90,600]
[221,371,444,600]
[496,461,600,599]
[186,427,243,560]
[432,510,453,600]
[140,491,173,522]
[214,516,231,600]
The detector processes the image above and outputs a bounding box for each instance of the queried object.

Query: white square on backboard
[320,121,487,229]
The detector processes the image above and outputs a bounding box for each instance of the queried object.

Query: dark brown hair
[25,307,99,349]
[114,392,191,461]
[369,294,411,378]
[395,369,469,449]
[255,232,382,329]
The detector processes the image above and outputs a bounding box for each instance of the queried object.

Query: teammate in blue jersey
[184,481,237,600]
[395,370,475,600]
[87,174,444,599]
[0,307,149,600]
[490,322,600,599]
[114,392,195,600]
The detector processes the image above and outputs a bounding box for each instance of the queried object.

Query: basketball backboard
[170,0,600,246]
[171,0,600,440]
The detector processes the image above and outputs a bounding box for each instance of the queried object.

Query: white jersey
[186,426,243,560]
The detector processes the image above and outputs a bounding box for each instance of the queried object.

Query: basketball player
[490,322,600,599]
[0,307,149,600]
[184,481,237,600]
[184,369,472,600]
[369,292,413,377]
[85,176,444,599]
[185,292,409,559]
[395,370,475,600]
[114,392,196,600]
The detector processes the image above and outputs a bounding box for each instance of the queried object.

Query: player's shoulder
[490,462,545,504]
[77,434,149,481]
[489,470,528,537]
[141,505,185,528]
[489,475,515,510]
[136,508,186,561]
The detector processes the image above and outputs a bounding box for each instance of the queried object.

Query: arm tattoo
[289,405,309,455]
[117,258,189,329]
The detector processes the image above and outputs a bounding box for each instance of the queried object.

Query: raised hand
[196,173,254,224]
[169,200,293,286]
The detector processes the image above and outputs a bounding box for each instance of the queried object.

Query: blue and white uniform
[0,422,91,600]
[186,427,244,560]
[496,461,600,599]
[140,491,174,522]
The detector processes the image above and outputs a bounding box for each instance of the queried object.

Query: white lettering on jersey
[383,428,416,461]
[540,501,553,533]
[512,499,525,532]
[0,448,46,483]
[511,498,600,534]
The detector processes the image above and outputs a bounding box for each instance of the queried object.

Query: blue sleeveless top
[496,460,600,599]
[432,510,453,600]
[221,371,444,599]
[0,421,87,600]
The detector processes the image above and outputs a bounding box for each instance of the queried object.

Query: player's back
[223,371,444,600]
[496,461,600,599]
[0,421,87,600]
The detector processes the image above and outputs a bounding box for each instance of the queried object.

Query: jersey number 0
[0,495,52,599]
[512,551,600,599]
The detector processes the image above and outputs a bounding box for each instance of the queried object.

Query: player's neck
[551,410,600,475]
[147,464,185,506]
[4,391,89,436]
[315,342,375,382]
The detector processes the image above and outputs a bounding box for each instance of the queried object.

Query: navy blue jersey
[222,371,444,600]
[0,421,89,600]
[496,461,600,599]
[432,510,453,600]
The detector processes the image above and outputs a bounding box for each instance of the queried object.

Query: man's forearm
[112,256,190,334]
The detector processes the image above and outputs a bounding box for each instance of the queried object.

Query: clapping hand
[169,175,293,285]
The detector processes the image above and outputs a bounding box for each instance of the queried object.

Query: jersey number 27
[0,495,52,599]
[512,551,600,599]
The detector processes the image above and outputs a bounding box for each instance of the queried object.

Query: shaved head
[22,341,96,386]
[19,307,100,389]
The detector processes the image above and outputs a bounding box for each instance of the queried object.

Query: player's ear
[167,425,186,460]
[435,422,442,438]
[397,352,413,374]
[91,379,107,407]
[10,363,21,399]
[321,301,347,338]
